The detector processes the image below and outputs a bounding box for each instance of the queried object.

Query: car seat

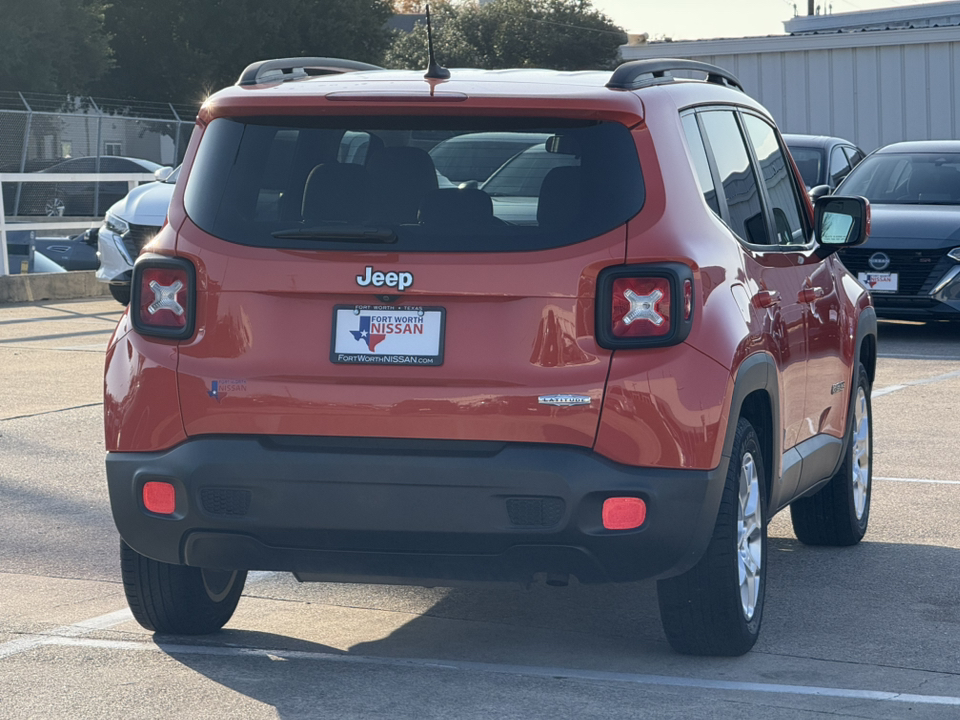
[418,188,496,229]
[301,163,367,223]
[365,146,439,224]
[536,166,582,230]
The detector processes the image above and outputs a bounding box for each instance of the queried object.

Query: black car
[783,134,865,195]
[33,229,100,271]
[7,156,161,217]
[834,140,960,322]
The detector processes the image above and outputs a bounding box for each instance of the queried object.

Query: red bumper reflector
[602,497,646,530]
[143,481,176,515]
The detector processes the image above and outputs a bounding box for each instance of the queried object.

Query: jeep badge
[356,266,414,292]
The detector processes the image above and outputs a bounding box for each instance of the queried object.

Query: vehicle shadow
[159,537,960,717]
[877,319,960,358]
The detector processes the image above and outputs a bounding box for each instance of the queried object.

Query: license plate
[858,272,898,293]
[331,305,445,366]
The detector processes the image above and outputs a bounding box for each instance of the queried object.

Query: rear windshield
[183,116,644,252]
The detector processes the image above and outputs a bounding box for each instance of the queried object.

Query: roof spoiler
[607,59,743,92]
[237,57,383,87]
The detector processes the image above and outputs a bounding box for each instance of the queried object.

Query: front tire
[790,363,872,546]
[120,540,246,634]
[657,418,767,656]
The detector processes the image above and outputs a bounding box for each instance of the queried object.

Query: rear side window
[844,146,864,168]
[183,117,645,253]
[743,115,807,246]
[698,110,768,245]
[681,114,721,216]
[829,146,852,187]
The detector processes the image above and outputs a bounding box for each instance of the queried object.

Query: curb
[0,271,111,303]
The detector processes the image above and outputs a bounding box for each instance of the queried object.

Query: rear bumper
[107,436,728,586]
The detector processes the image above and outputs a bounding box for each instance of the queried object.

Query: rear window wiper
[271,224,397,243]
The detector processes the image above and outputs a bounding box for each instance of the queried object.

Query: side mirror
[815,195,870,258]
[809,184,832,202]
[81,228,99,246]
[154,166,174,182]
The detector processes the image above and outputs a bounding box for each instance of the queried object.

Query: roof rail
[237,57,384,87]
[606,59,743,93]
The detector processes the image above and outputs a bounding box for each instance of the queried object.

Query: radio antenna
[423,4,450,80]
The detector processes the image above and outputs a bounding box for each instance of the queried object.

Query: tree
[0,0,112,94]
[98,0,396,107]
[384,0,626,72]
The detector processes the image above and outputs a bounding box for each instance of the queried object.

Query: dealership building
[620,1,960,152]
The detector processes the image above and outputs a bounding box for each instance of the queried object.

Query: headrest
[365,146,439,223]
[537,165,582,229]
[301,163,367,222]
[418,189,494,227]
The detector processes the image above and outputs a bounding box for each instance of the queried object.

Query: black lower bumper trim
[107,436,728,586]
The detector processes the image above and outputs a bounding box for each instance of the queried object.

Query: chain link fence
[0,91,196,217]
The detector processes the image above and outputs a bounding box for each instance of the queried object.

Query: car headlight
[104,212,129,237]
[949,247,960,262]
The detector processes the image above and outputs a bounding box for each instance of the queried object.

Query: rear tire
[657,418,767,656]
[790,363,872,546]
[109,284,130,306]
[120,540,246,634]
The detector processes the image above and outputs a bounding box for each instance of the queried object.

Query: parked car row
[95,165,179,304]
[7,128,957,326]
[780,133,960,322]
[783,134,865,195]
[1,156,163,217]
[832,141,960,322]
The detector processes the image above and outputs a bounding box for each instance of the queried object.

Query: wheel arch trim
[724,352,781,515]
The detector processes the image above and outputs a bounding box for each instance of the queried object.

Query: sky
[589,0,954,41]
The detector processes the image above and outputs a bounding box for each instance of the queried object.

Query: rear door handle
[799,286,824,303]
[753,290,780,308]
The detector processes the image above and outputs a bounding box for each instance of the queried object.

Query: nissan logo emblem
[868,252,890,271]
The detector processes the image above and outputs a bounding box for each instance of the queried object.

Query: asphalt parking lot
[1,298,959,719]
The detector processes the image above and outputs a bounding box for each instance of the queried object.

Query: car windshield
[786,146,822,189]
[838,152,960,204]
[183,116,645,253]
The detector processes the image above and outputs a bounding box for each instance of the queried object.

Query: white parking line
[0,571,281,661]
[876,476,960,485]
[22,635,960,707]
[878,354,960,361]
[873,368,960,397]
[0,608,133,660]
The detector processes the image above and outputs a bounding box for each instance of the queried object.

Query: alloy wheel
[852,386,870,520]
[45,198,66,217]
[737,452,763,621]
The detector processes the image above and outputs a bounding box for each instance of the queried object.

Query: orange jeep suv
[105,57,876,656]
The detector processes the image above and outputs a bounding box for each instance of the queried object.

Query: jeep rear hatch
[172,114,645,447]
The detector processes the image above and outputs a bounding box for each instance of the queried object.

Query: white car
[96,166,178,304]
